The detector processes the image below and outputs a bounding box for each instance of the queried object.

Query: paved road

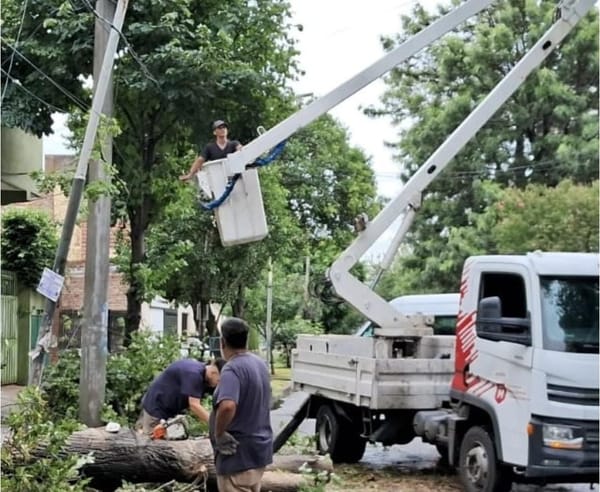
[272,392,597,492]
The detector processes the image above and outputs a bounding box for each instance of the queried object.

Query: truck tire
[458,426,512,492]
[315,405,366,463]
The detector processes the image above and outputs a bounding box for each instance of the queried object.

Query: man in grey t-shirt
[179,119,242,181]
[209,317,273,492]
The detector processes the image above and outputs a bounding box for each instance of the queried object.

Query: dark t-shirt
[210,353,273,475]
[201,140,241,161]
[142,359,206,420]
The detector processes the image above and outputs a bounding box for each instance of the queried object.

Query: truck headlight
[542,424,583,450]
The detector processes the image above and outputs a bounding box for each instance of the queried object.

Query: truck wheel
[315,405,366,463]
[339,427,367,463]
[458,426,512,492]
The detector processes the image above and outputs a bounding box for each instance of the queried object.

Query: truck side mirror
[477,296,531,346]
[479,296,502,320]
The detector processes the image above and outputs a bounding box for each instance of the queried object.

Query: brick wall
[60,263,128,312]
[4,156,136,320]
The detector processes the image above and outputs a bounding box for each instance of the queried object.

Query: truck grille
[547,383,599,406]
[585,427,599,451]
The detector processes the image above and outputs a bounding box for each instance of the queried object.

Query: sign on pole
[36,268,65,302]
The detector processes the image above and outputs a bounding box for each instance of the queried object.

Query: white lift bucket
[199,158,268,247]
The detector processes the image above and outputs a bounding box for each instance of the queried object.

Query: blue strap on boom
[199,173,241,211]
[198,140,286,211]
[248,140,287,168]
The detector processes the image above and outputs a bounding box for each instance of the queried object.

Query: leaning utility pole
[79,0,116,427]
[29,0,129,387]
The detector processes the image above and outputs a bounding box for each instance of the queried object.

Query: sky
[44,0,439,259]
[289,0,421,199]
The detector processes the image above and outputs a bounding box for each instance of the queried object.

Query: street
[272,392,598,492]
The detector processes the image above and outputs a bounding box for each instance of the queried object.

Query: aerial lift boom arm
[223,0,495,175]
[327,0,595,332]
[208,0,594,332]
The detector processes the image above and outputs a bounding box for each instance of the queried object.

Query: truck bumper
[526,415,598,484]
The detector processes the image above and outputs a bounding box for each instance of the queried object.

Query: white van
[355,293,460,337]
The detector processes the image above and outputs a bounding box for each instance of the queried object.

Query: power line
[79,0,160,87]
[446,159,569,178]
[1,67,68,114]
[1,38,90,111]
[1,0,29,103]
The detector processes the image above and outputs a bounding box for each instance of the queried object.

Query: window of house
[163,309,178,337]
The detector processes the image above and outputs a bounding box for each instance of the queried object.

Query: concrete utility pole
[79,0,116,427]
[29,0,129,387]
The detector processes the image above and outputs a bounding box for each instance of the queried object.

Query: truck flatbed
[291,334,455,410]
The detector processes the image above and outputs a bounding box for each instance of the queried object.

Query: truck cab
[416,252,599,490]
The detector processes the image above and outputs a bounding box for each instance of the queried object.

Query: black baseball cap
[212,120,228,130]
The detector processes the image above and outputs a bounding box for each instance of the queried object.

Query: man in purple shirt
[210,318,273,492]
[137,358,225,435]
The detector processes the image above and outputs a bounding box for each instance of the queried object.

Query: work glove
[214,431,239,455]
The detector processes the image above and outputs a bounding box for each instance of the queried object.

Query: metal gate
[1,272,18,385]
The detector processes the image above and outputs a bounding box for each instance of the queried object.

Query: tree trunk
[125,131,155,340]
[205,301,217,337]
[125,212,145,340]
[270,346,275,375]
[284,344,291,368]
[52,429,332,491]
[231,284,245,318]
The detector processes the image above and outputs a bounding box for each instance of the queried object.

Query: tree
[368,0,599,291]
[144,114,380,337]
[1,207,58,288]
[492,180,599,253]
[244,269,323,371]
[376,179,599,297]
[276,114,381,333]
[2,0,301,335]
[143,155,302,336]
[278,114,381,267]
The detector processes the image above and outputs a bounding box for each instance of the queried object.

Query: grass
[270,363,292,401]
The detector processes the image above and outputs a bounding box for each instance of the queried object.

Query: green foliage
[1,207,58,288]
[369,0,598,292]
[492,180,599,253]
[279,432,317,455]
[278,114,380,264]
[42,332,183,424]
[244,268,326,347]
[1,386,91,492]
[31,167,75,197]
[248,325,260,351]
[2,0,302,333]
[146,115,379,336]
[185,396,213,437]
[376,179,599,297]
[105,332,183,423]
[274,317,323,349]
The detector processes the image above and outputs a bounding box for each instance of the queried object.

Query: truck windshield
[540,276,599,353]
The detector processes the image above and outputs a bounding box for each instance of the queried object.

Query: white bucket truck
[196,0,598,489]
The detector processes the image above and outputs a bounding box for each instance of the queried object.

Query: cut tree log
[58,428,332,491]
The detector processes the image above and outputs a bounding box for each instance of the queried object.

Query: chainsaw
[151,415,188,440]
